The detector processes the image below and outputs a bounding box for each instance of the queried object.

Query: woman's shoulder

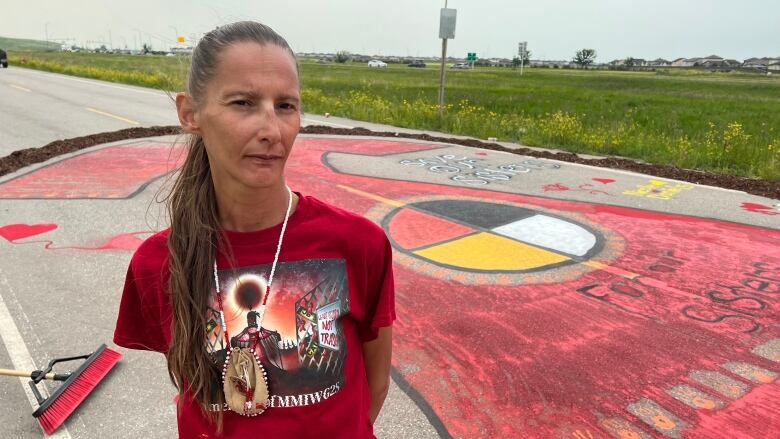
[129,229,170,275]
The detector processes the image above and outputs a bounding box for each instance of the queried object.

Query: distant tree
[624,57,636,68]
[573,49,597,68]
[334,50,351,63]
[142,43,151,55]
[512,57,521,68]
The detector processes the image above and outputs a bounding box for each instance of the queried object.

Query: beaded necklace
[212,186,293,416]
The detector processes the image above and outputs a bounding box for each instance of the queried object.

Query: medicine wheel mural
[370,195,624,286]
[385,198,603,268]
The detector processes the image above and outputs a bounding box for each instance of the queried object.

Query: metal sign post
[438,3,456,116]
[518,41,527,75]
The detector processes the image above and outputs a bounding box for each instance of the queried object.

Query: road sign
[518,41,527,57]
[439,8,457,39]
[467,52,477,61]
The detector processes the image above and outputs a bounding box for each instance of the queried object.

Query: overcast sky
[4,0,779,61]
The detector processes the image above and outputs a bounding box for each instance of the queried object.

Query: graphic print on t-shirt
[207,258,349,408]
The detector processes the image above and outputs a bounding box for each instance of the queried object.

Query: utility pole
[135,29,143,52]
[438,1,457,117]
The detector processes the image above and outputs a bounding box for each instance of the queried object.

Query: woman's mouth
[245,154,282,164]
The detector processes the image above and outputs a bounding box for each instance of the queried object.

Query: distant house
[530,59,571,68]
[694,55,723,67]
[743,57,768,68]
[648,58,671,67]
[699,55,723,62]
[769,61,780,71]
[608,58,647,67]
[170,46,193,55]
[671,55,739,68]
[743,57,780,69]
[672,57,697,67]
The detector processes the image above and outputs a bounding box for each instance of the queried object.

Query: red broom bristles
[35,347,122,435]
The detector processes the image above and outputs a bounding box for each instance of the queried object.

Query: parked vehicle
[367,59,387,68]
[451,62,470,69]
[407,59,426,68]
[0,49,8,68]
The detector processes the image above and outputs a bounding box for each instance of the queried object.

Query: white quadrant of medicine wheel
[492,215,596,257]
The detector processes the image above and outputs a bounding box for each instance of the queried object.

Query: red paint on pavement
[6,136,780,438]
[93,232,149,251]
[0,142,184,199]
[1,224,148,252]
[682,376,780,438]
[741,202,779,216]
[543,183,571,192]
[291,138,780,438]
[0,223,58,242]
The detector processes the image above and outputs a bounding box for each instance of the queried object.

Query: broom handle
[0,368,68,380]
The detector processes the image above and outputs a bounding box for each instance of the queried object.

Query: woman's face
[193,42,301,192]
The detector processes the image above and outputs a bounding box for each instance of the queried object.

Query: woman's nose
[254,103,282,144]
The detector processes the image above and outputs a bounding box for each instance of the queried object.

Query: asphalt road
[0,66,357,158]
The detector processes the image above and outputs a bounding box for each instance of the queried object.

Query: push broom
[0,344,122,434]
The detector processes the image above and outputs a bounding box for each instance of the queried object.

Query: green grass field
[5,49,779,180]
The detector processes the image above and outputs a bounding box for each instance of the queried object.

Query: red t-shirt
[114,193,395,438]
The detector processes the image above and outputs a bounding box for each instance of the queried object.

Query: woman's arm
[362,326,393,424]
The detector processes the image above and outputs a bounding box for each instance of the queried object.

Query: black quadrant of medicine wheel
[382,199,606,274]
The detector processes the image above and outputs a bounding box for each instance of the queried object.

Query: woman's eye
[279,102,297,111]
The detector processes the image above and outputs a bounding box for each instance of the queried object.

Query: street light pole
[134,29,143,52]
[169,26,179,45]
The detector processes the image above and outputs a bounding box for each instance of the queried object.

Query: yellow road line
[9,84,31,92]
[583,260,640,279]
[85,107,139,125]
[336,184,406,207]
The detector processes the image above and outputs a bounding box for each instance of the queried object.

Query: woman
[114,21,395,438]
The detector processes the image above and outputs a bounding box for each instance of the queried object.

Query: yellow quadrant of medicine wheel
[414,232,570,271]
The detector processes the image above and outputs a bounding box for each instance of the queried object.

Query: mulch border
[0,125,777,199]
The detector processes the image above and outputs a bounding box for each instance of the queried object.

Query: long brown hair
[165,21,297,432]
